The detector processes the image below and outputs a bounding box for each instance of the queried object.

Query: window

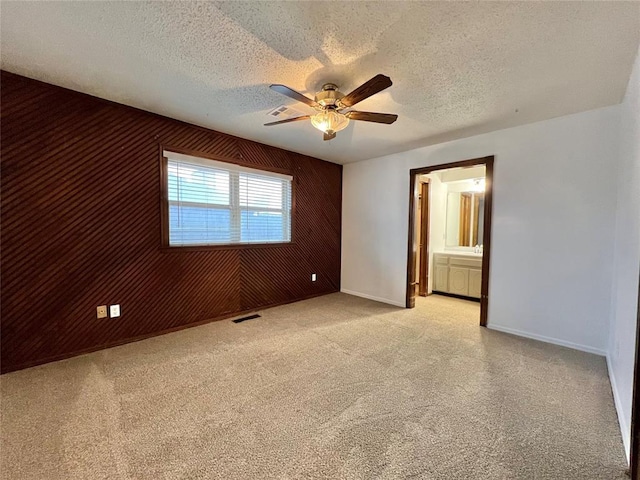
[163,150,292,246]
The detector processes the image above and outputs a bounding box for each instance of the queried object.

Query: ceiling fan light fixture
[310,110,349,135]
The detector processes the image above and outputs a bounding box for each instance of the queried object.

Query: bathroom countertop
[436,250,483,258]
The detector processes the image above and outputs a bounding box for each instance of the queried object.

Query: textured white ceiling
[2,1,639,164]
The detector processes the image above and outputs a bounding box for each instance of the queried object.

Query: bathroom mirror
[445,191,485,248]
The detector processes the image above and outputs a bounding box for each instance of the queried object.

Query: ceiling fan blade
[338,74,393,108]
[324,132,336,141]
[264,115,311,126]
[346,111,398,124]
[270,84,319,108]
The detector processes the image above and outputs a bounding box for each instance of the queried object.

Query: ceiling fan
[264,74,398,141]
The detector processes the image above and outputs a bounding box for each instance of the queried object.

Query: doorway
[406,156,494,326]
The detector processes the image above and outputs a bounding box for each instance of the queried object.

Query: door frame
[630,271,640,479]
[405,155,494,327]
[418,181,430,297]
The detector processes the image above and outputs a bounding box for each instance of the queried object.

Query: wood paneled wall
[0,71,342,373]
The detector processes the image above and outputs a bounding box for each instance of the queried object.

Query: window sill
[160,242,295,252]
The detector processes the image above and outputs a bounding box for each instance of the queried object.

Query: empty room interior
[2,2,640,479]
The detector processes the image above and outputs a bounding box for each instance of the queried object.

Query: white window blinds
[164,151,292,246]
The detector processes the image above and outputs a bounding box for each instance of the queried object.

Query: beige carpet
[1,293,628,479]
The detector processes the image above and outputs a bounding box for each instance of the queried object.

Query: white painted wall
[608,47,640,462]
[446,179,478,193]
[342,105,620,353]
[444,190,460,249]
[440,165,485,183]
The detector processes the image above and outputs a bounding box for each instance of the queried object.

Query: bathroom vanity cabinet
[433,252,482,299]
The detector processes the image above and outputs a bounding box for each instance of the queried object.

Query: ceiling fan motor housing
[315,83,345,108]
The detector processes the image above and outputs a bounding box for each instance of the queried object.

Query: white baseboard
[607,355,631,464]
[340,289,406,308]
[487,323,606,356]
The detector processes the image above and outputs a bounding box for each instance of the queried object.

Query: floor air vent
[232,314,261,324]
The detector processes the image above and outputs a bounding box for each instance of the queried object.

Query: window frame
[159,146,296,250]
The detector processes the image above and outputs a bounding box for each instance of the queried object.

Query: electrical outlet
[96,305,108,319]
[109,304,121,318]
[311,273,317,282]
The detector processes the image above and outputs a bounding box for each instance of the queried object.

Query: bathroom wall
[444,190,461,247]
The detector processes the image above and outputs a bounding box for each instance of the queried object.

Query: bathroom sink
[440,250,483,257]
